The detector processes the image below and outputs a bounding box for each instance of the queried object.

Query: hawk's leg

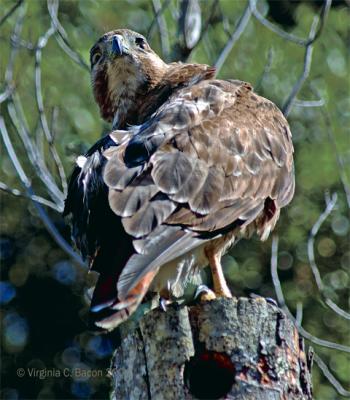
[206,249,232,298]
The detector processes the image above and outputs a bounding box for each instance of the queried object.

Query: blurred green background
[0,0,349,399]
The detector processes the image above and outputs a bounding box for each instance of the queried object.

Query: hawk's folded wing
[102,79,294,299]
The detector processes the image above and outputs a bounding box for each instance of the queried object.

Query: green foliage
[0,0,349,399]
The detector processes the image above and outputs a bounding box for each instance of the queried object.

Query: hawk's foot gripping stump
[111,297,313,400]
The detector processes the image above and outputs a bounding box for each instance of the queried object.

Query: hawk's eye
[135,37,147,49]
[91,52,102,65]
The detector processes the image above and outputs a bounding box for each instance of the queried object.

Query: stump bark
[110,297,313,400]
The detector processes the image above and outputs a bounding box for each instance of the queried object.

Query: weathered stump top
[111,297,313,400]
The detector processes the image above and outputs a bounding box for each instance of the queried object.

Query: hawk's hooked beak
[110,34,128,57]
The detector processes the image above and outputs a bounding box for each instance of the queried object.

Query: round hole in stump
[184,350,235,399]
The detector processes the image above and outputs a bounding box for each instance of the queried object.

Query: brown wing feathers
[98,80,294,302]
[108,174,158,218]
[105,81,293,227]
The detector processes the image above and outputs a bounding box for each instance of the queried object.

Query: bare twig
[271,235,286,307]
[296,302,303,326]
[35,117,45,158]
[1,2,64,206]
[8,100,64,207]
[307,194,338,290]
[0,117,85,267]
[35,25,68,196]
[50,106,59,142]
[254,47,273,92]
[47,0,89,71]
[1,118,37,190]
[214,2,252,73]
[46,0,68,39]
[293,98,325,108]
[1,0,84,267]
[282,17,319,116]
[249,0,331,47]
[321,107,350,209]
[249,0,307,46]
[196,0,219,46]
[0,0,23,29]
[313,353,350,397]
[220,5,233,39]
[3,4,65,206]
[310,0,332,45]
[292,318,349,353]
[0,182,61,212]
[307,193,350,320]
[4,0,26,85]
[0,85,14,104]
[151,0,170,60]
[55,34,89,71]
[1,0,86,268]
[271,235,350,354]
[281,0,332,115]
[9,34,35,50]
[147,0,171,41]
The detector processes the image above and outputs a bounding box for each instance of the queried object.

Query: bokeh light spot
[71,362,91,382]
[331,215,349,237]
[317,238,336,258]
[0,237,15,261]
[278,251,294,270]
[341,252,350,270]
[327,48,347,77]
[62,346,81,367]
[86,336,113,359]
[325,270,349,291]
[0,388,19,400]
[0,281,16,304]
[53,261,76,285]
[3,312,29,351]
[71,381,91,399]
[9,264,29,287]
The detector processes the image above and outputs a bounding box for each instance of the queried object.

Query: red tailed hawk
[64,29,294,331]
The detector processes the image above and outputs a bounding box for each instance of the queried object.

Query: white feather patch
[76,156,87,168]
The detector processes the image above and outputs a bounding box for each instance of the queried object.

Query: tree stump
[110,297,313,400]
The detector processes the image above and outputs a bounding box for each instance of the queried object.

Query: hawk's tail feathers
[90,273,119,313]
[93,269,158,332]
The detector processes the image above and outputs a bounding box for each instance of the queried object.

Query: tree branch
[271,235,350,354]
[146,0,171,41]
[0,116,85,267]
[0,182,61,211]
[307,193,350,320]
[282,17,318,116]
[214,2,252,73]
[0,0,23,28]
[34,25,68,196]
[151,0,170,60]
[321,106,350,209]
[7,100,64,207]
[313,353,350,397]
[47,0,89,71]
[249,0,331,46]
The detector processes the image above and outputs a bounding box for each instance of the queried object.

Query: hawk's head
[90,29,167,124]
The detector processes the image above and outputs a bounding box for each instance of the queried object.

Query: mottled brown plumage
[64,29,295,331]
